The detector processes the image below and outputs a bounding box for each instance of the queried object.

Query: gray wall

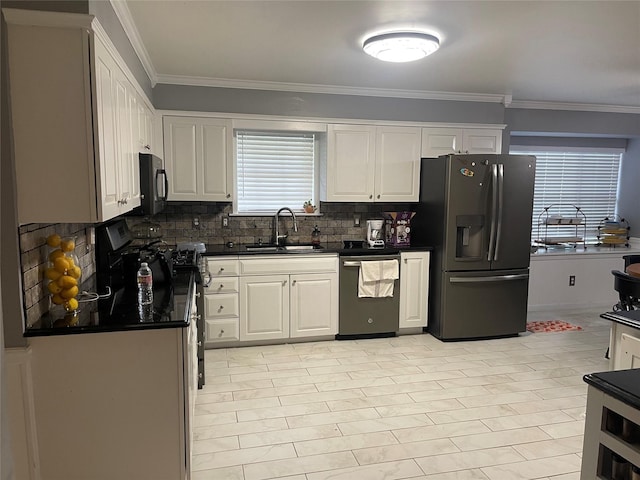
[618,138,640,232]
[153,84,506,124]
[506,108,640,138]
[88,0,152,98]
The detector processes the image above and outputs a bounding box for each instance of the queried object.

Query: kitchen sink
[244,244,323,252]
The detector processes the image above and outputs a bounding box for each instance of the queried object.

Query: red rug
[526,320,583,333]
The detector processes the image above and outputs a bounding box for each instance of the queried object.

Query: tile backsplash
[19,223,95,327]
[19,202,415,325]
[125,201,415,247]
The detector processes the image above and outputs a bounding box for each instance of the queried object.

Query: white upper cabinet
[325,124,421,202]
[375,126,421,202]
[421,127,502,157]
[4,9,148,223]
[163,116,233,201]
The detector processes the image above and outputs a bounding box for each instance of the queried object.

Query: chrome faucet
[274,207,298,246]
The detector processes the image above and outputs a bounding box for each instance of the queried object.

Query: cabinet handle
[377,194,380,199]
[219,268,225,273]
[369,194,373,199]
[226,193,231,198]
[283,280,287,286]
[404,258,407,264]
[219,284,224,289]
[144,144,151,150]
[218,305,224,310]
[292,280,296,286]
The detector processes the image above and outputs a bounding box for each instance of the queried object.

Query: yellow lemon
[66,256,75,268]
[69,266,82,279]
[51,294,65,305]
[53,257,70,274]
[57,275,77,289]
[46,234,61,248]
[48,249,65,262]
[44,268,62,281]
[60,239,75,252]
[60,286,79,299]
[47,282,62,294]
[64,298,79,312]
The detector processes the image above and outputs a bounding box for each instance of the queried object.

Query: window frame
[231,121,326,216]
[509,145,624,243]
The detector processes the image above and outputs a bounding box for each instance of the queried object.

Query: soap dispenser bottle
[311,225,321,245]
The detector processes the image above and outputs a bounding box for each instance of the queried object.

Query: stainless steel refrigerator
[413,154,536,340]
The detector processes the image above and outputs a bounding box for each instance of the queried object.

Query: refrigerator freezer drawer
[431,269,530,340]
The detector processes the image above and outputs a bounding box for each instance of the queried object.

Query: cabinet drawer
[240,255,338,275]
[203,277,239,294]
[206,257,240,276]
[204,293,239,319]
[205,319,239,343]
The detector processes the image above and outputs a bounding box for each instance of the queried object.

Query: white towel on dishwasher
[358,260,399,298]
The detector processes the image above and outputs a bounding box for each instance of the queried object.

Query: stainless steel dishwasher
[338,254,400,339]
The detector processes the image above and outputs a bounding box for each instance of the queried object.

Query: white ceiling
[118,0,640,111]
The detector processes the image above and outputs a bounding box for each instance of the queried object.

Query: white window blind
[509,147,622,242]
[236,130,316,213]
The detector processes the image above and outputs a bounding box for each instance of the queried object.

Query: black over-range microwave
[136,153,167,216]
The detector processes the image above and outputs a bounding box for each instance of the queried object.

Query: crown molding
[109,0,158,86]
[509,100,640,115]
[154,74,508,104]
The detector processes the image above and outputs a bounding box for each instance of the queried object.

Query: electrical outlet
[222,216,229,228]
[193,217,200,228]
[569,275,576,286]
[354,214,361,227]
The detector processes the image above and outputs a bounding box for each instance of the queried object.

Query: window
[235,130,318,214]
[509,147,623,243]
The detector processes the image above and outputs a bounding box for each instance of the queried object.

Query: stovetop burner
[171,249,199,269]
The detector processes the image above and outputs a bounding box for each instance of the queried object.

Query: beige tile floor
[192,308,612,479]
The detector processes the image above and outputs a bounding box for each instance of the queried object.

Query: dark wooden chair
[612,270,640,311]
[623,255,640,269]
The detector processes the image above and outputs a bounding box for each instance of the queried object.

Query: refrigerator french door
[414,154,536,340]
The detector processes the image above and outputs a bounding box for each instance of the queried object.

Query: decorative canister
[44,234,82,313]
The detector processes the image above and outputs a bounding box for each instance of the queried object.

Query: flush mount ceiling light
[363,32,440,63]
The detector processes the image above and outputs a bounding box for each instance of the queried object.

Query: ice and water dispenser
[455,214,485,259]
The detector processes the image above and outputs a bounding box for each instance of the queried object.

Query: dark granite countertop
[584,369,640,410]
[600,310,640,330]
[25,271,196,337]
[201,242,433,256]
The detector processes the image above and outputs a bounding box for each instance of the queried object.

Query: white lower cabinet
[399,251,430,329]
[203,255,338,345]
[240,274,290,341]
[203,258,240,345]
[290,273,338,338]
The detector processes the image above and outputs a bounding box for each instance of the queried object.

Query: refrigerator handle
[494,163,504,261]
[450,273,529,283]
[488,164,498,261]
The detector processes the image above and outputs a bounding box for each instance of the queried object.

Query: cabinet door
[93,37,121,220]
[375,126,421,202]
[326,124,376,201]
[421,127,463,157]
[290,273,338,338]
[463,129,502,154]
[399,251,430,328]
[240,275,289,341]
[200,119,232,200]
[164,117,199,199]
[163,116,231,201]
